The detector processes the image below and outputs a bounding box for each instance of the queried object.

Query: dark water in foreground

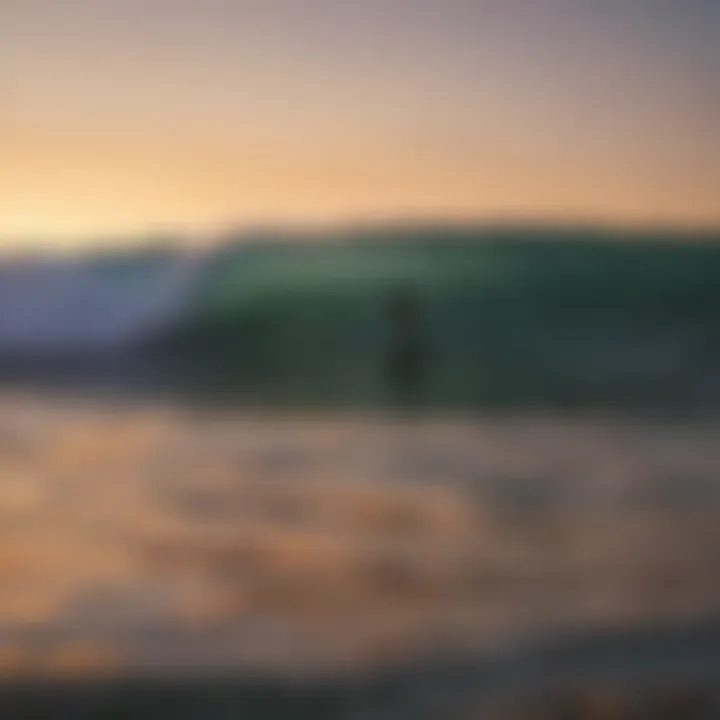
[2,624,720,718]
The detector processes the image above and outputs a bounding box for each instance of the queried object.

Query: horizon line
[1,215,719,258]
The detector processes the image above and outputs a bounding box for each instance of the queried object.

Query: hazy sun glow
[1,0,718,246]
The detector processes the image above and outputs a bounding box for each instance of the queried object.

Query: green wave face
[165,228,720,411]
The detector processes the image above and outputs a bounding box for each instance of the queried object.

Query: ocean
[0,228,719,717]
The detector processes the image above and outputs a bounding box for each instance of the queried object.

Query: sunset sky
[1,0,718,246]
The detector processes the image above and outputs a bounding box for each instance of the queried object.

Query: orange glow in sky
[1,0,718,246]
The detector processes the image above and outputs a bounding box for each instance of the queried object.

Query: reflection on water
[0,393,720,716]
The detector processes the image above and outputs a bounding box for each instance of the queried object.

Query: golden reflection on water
[0,393,719,680]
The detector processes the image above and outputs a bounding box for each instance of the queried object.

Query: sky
[0,0,718,246]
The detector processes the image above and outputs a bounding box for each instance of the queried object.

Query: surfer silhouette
[384,286,427,407]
